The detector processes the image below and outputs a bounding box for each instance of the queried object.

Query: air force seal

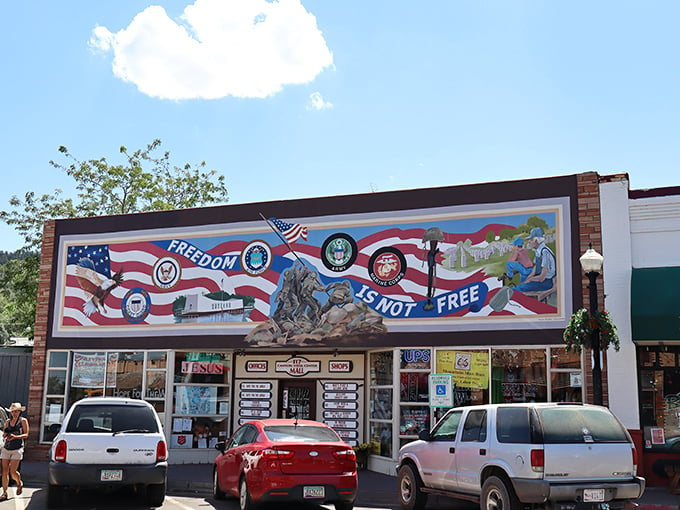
[241,240,272,276]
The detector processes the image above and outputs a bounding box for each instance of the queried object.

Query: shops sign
[275,356,320,377]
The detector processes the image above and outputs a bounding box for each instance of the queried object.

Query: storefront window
[370,421,393,459]
[491,349,547,403]
[638,346,680,452]
[370,351,393,385]
[436,350,489,407]
[43,351,69,442]
[42,350,169,443]
[105,352,144,399]
[369,350,394,458]
[171,352,231,450]
[399,348,431,448]
[549,347,582,402]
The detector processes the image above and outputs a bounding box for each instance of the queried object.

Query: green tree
[526,215,549,232]
[0,140,229,339]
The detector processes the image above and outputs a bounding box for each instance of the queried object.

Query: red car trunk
[267,444,355,475]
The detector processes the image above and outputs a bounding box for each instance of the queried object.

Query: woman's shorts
[0,447,24,460]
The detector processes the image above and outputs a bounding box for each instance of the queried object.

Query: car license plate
[303,486,325,498]
[100,469,123,482]
[582,488,605,502]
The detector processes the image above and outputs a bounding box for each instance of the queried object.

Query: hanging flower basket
[563,308,620,353]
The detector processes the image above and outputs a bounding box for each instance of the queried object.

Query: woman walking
[1,402,29,501]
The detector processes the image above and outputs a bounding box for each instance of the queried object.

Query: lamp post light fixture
[579,243,605,406]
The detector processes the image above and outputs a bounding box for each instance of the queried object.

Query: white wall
[600,179,640,428]
[630,194,680,268]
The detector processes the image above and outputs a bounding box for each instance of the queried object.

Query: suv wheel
[481,475,520,510]
[146,482,166,507]
[398,464,428,510]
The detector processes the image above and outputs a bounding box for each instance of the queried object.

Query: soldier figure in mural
[272,268,300,322]
[295,271,325,322]
[245,261,386,346]
[321,280,353,315]
[422,227,444,311]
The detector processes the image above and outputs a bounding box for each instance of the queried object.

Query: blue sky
[2,1,679,252]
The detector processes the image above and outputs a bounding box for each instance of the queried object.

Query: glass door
[280,380,316,419]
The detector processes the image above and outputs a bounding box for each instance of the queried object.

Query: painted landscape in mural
[56,204,564,343]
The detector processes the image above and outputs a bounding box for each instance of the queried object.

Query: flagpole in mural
[259,213,310,269]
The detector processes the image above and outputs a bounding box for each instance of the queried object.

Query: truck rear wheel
[481,475,520,510]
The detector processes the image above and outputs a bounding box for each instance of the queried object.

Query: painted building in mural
[27,172,625,473]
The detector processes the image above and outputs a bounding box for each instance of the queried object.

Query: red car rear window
[264,425,341,442]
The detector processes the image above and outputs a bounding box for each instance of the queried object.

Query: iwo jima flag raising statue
[245,215,387,346]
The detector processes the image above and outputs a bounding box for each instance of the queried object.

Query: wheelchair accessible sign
[428,374,454,408]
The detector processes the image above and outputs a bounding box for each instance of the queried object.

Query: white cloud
[307,91,332,111]
[89,0,334,100]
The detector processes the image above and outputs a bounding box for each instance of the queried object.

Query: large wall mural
[53,198,571,342]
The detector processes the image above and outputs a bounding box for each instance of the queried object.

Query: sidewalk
[16,461,679,509]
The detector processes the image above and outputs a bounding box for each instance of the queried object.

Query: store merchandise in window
[491,349,547,403]
[549,347,582,402]
[399,349,431,445]
[639,346,680,452]
[436,350,489,407]
[171,352,231,449]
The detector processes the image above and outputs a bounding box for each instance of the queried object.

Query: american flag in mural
[59,218,558,329]
[268,217,308,243]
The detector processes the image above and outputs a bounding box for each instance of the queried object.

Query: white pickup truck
[397,402,645,510]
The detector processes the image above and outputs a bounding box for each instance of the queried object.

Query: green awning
[631,267,680,341]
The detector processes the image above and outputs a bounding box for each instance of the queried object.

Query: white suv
[47,397,168,508]
[397,403,645,510]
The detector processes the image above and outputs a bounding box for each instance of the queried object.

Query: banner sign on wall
[53,199,571,342]
[71,352,107,388]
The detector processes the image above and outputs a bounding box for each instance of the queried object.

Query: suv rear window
[537,406,628,443]
[66,404,159,433]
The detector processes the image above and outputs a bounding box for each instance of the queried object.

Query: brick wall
[576,172,608,405]
[25,219,55,461]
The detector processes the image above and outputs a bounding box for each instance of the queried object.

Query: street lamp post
[579,243,605,406]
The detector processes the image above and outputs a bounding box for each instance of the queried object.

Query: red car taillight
[530,449,544,472]
[261,448,294,460]
[632,447,638,474]
[156,440,168,462]
[332,449,356,461]
[54,440,67,462]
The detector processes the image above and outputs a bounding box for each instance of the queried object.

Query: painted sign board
[52,198,572,343]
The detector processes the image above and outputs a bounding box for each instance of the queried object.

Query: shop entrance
[279,379,316,419]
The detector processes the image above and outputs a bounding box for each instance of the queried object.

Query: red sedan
[213,418,358,510]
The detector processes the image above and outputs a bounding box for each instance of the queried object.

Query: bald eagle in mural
[75,258,124,317]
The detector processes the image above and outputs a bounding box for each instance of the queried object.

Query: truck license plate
[582,488,605,502]
[303,486,324,498]
[101,469,123,481]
